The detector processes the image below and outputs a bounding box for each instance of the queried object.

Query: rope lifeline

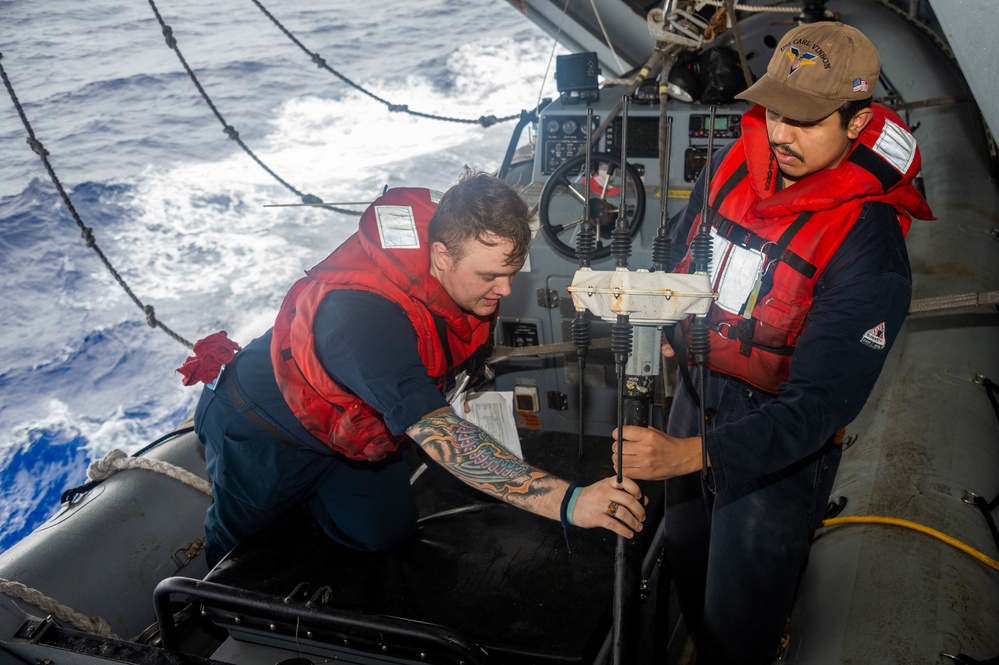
[0,445,214,639]
[0,579,120,639]
[0,51,194,350]
[249,0,519,128]
[86,448,213,496]
[145,0,358,216]
[908,290,999,314]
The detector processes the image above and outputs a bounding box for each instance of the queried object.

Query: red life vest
[678,104,933,394]
[270,187,495,461]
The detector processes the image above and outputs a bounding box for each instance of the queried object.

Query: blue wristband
[566,486,582,526]
[559,482,582,553]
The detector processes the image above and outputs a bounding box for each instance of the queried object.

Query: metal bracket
[547,391,569,411]
[536,287,559,309]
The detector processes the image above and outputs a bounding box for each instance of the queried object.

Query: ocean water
[0,0,563,553]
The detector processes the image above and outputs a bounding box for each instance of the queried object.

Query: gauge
[545,119,561,135]
[631,79,660,105]
[561,119,579,135]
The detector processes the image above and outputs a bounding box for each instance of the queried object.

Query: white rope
[0,450,213,639]
[699,0,804,13]
[908,290,999,314]
[0,449,212,640]
[0,578,121,639]
[87,449,212,496]
[534,0,571,123]
[589,0,626,73]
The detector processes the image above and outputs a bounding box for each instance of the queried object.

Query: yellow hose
[819,515,999,573]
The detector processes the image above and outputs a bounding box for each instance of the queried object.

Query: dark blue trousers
[665,370,841,665]
[193,370,418,568]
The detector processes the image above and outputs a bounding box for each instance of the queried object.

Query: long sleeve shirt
[668,146,912,490]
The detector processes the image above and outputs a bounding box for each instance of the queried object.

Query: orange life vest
[677,104,933,393]
[270,187,494,461]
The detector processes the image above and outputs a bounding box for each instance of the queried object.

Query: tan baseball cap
[736,22,879,122]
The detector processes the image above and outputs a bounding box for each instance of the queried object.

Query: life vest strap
[433,315,454,369]
[848,143,903,192]
[708,162,749,209]
[715,217,818,280]
[707,320,796,356]
[223,360,312,449]
[431,315,496,398]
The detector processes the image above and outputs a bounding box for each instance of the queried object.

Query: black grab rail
[153,576,490,664]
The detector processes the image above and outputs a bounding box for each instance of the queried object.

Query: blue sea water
[0,0,562,553]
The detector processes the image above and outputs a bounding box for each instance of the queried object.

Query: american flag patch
[853,77,870,93]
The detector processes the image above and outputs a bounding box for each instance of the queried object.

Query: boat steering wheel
[538,153,646,261]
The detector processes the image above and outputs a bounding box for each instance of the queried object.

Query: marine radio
[534,97,743,182]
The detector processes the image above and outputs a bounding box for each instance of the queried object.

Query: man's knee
[308,496,418,552]
[345,518,416,552]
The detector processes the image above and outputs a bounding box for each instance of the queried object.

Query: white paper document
[451,391,523,459]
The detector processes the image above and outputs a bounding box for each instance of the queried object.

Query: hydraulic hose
[818,516,999,573]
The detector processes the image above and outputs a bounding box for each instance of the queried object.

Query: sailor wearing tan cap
[612,22,933,664]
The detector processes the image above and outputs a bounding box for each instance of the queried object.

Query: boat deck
[194,431,666,664]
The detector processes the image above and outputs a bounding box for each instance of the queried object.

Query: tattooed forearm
[408,411,561,513]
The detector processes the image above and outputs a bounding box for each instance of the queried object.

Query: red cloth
[177,331,242,386]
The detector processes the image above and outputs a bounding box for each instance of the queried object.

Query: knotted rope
[87,449,212,496]
[0,448,212,639]
[0,579,121,639]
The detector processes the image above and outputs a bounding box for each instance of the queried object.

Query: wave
[0,0,561,552]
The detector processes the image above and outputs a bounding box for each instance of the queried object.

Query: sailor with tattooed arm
[184,169,646,567]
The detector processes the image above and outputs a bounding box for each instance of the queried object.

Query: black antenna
[611,96,633,270]
[651,111,673,272]
[690,105,717,492]
[572,107,597,457]
[611,94,636,665]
